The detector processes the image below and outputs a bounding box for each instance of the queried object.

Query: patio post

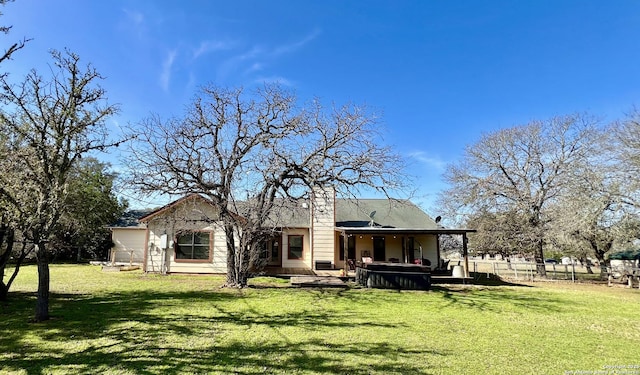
[462,233,470,278]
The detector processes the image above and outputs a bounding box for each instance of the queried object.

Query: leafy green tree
[50,158,127,261]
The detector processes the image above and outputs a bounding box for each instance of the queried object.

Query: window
[288,235,304,260]
[175,231,211,261]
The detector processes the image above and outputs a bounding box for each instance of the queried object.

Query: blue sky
[3,1,640,212]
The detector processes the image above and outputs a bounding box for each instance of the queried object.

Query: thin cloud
[120,8,147,40]
[408,151,447,171]
[272,28,321,56]
[160,49,177,92]
[244,62,263,75]
[217,46,264,80]
[122,8,144,25]
[193,40,234,59]
[254,76,294,87]
[217,29,320,81]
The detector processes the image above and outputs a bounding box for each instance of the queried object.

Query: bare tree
[0,0,29,73]
[0,50,120,321]
[547,145,639,278]
[440,114,599,276]
[126,84,407,287]
[465,209,535,260]
[614,108,640,208]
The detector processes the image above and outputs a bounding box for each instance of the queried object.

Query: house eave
[335,227,476,235]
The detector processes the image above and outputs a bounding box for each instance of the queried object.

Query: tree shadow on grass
[1,289,445,374]
[430,284,568,314]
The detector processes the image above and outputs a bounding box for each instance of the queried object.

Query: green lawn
[1,265,639,374]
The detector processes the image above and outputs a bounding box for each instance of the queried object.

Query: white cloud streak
[272,28,321,57]
[254,76,294,86]
[160,49,177,92]
[407,151,447,171]
[193,40,234,59]
[122,8,144,26]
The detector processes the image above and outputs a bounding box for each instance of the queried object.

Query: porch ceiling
[335,227,476,235]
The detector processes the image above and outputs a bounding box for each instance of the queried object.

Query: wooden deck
[262,267,347,277]
[261,266,475,286]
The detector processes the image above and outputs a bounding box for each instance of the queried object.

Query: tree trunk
[34,243,50,322]
[0,225,14,301]
[0,282,8,301]
[588,238,611,280]
[224,224,242,287]
[581,257,594,274]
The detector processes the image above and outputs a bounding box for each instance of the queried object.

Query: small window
[175,231,211,262]
[288,235,304,260]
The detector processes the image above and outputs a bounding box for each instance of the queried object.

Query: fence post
[571,259,576,283]
[531,263,535,282]
[514,263,518,280]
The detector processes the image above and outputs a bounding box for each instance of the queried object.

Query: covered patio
[335,228,476,279]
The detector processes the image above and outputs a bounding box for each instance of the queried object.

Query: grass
[1,265,639,374]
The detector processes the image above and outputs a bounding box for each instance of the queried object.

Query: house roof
[335,199,438,229]
[113,194,473,234]
[109,209,153,228]
[262,199,311,228]
[138,194,217,223]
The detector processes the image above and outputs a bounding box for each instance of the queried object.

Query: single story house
[109,189,475,276]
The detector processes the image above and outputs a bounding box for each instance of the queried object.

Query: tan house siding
[281,228,311,268]
[143,197,227,274]
[163,223,227,274]
[114,192,458,276]
[110,228,146,264]
[145,225,165,273]
[311,187,336,268]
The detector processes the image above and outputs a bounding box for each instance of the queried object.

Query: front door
[373,236,385,261]
[268,237,281,266]
[260,237,281,266]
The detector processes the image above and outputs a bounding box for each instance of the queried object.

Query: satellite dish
[435,215,442,223]
[369,210,377,219]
